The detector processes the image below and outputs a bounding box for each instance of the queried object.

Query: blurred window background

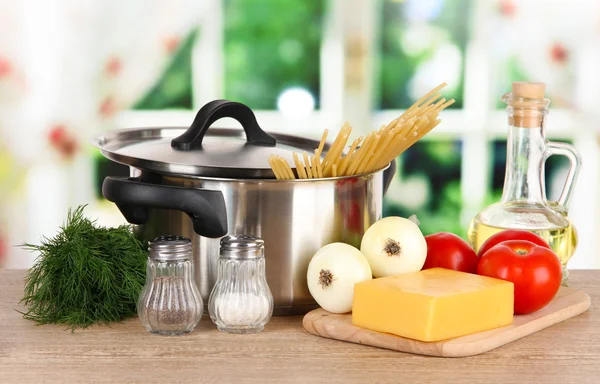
[1,0,599,269]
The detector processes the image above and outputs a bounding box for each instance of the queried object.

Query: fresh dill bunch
[20,205,148,331]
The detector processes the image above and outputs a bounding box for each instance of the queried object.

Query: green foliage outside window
[223,0,324,109]
[133,29,197,110]
[383,140,466,238]
[377,0,470,109]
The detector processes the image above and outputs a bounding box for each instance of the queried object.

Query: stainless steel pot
[95,100,395,315]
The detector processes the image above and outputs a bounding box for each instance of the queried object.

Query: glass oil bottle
[467,82,582,285]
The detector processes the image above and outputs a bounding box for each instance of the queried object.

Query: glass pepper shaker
[209,235,274,334]
[137,236,203,336]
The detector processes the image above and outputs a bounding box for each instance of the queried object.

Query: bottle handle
[544,141,582,210]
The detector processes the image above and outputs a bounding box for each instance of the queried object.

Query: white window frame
[115,0,600,269]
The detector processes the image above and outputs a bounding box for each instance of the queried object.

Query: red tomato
[477,240,562,315]
[477,229,551,258]
[423,232,479,273]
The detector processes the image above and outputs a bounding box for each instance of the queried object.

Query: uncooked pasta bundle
[269,83,455,180]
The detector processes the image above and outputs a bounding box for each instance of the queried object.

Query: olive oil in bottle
[468,82,582,285]
[468,220,578,269]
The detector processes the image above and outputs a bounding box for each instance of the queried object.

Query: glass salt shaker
[209,235,274,334]
[137,236,203,336]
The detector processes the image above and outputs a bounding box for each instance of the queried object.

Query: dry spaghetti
[269,82,455,180]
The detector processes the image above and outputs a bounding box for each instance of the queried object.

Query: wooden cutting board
[303,286,591,357]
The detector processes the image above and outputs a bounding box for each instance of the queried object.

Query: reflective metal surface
[93,127,326,179]
[148,235,193,261]
[134,169,386,316]
[220,235,265,259]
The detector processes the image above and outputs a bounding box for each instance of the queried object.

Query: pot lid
[92,100,326,179]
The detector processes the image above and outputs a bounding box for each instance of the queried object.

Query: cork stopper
[512,82,545,100]
[503,81,549,128]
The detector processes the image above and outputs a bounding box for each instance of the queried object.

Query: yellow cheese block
[352,268,514,342]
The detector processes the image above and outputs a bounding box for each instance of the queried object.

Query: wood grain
[303,287,591,357]
[0,268,599,384]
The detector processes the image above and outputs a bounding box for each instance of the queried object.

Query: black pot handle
[102,176,228,238]
[171,99,276,150]
[382,159,397,196]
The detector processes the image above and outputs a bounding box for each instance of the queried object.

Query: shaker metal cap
[149,235,193,261]
[220,235,265,259]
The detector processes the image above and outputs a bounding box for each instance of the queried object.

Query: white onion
[306,243,372,313]
[360,216,427,277]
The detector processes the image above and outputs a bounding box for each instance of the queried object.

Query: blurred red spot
[164,36,180,54]
[499,0,516,17]
[99,97,117,117]
[105,56,122,76]
[0,57,12,78]
[48,124,78,159]
[550,43,568,63]
[0,232,6,264]
[59,139,78,158]
[48,124,67,145]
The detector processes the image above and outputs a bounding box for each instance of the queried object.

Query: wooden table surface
[0,269,598,384]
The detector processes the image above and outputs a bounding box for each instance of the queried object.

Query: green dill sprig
[19,205,147,331]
